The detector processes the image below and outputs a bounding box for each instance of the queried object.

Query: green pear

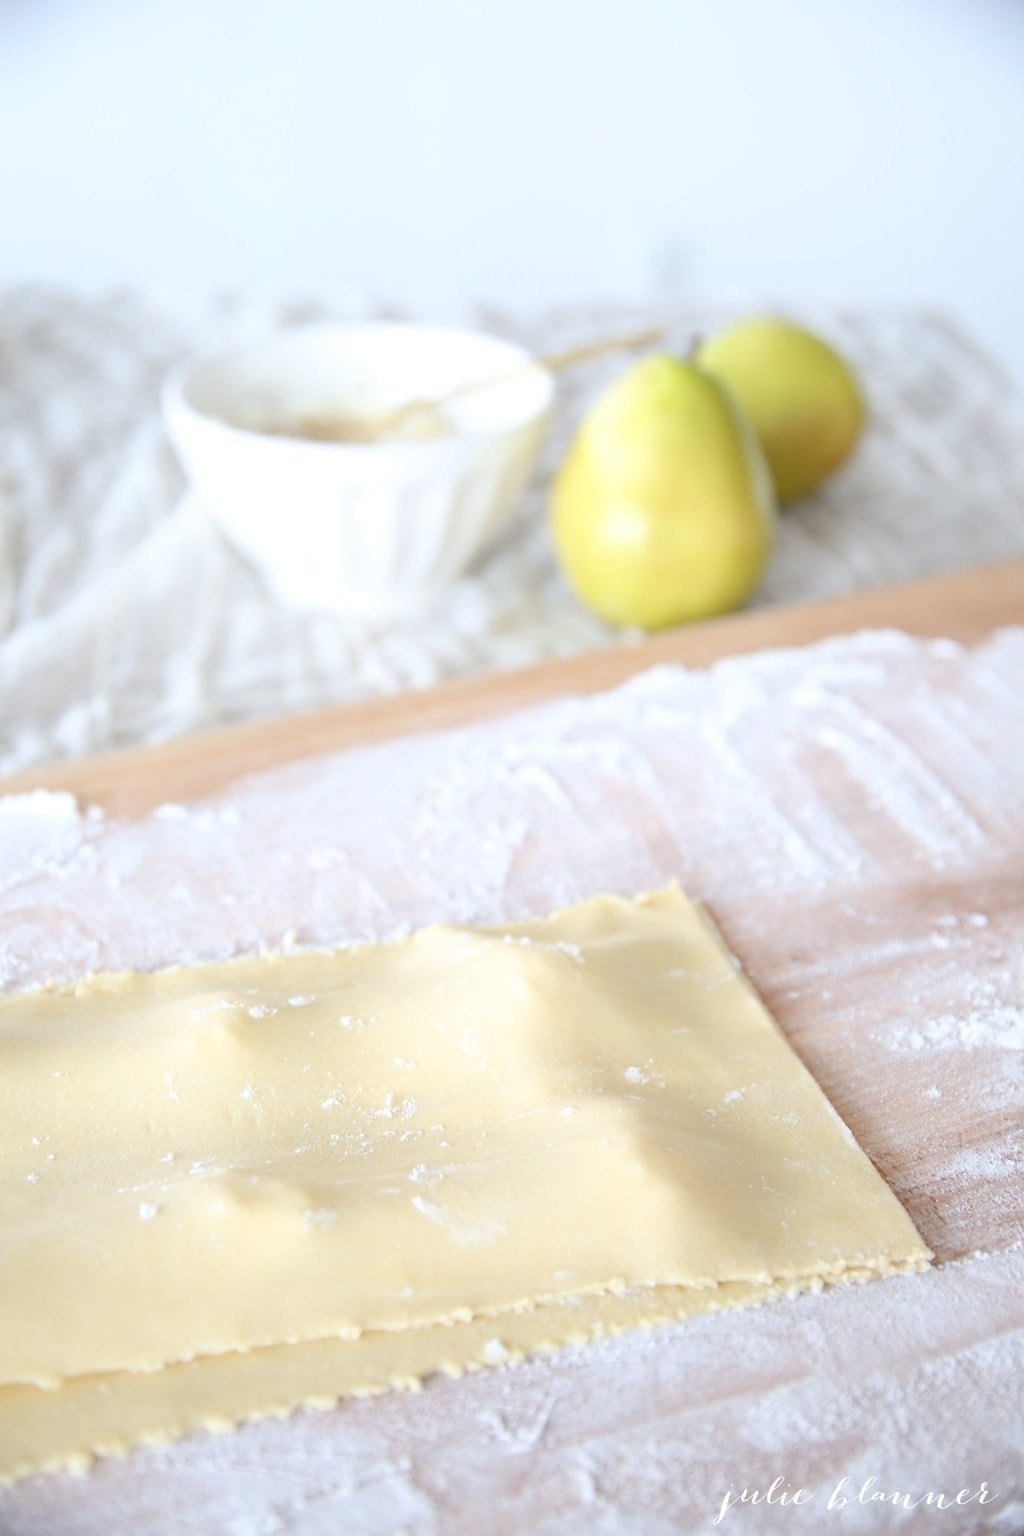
[699,318,864,505]
[551,355,775,631]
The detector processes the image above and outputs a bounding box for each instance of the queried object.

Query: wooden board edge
[2,558,1022,816]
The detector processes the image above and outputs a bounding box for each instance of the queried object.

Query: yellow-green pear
[699,318,864,505]
[551,355,775,631]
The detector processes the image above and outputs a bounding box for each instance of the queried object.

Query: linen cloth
[1,289,1022,774]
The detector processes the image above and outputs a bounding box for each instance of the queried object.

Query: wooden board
[3,558,1023,815]
[1,559,1023,1535]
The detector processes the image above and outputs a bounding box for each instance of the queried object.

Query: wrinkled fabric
[1,290,1022,774]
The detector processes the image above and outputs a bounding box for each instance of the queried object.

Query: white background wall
[1,0,1022,381]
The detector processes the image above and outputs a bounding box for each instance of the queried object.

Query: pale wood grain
[3,558,1022,816]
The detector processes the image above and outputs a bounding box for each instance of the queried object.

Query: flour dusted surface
[0,627,1022,1534]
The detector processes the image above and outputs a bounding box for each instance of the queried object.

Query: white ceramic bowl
[162,323,553,617]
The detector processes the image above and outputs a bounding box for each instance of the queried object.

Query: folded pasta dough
[1,1272,896,1483]
[0,886,929,1476]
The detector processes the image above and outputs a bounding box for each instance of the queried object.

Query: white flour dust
[2,627,1023,994]
[886,1007,1024,1054]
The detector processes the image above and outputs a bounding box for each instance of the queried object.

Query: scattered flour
[886,1007,1024,1055]
[0,790,86,897]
